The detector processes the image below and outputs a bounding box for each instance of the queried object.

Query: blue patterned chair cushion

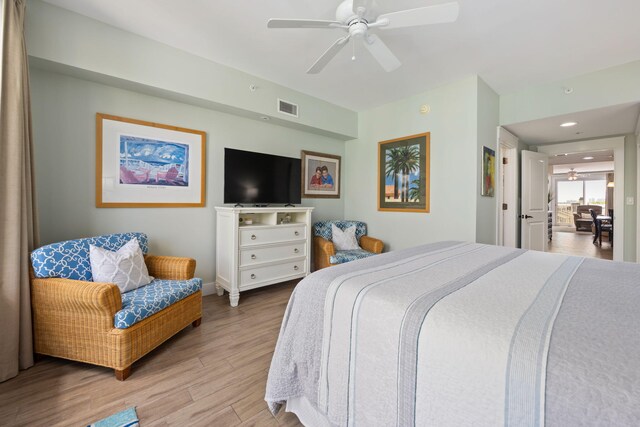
[31,232,148,281]
[313,221,367,242]
[330,249,377,265]
[115,278,202,329]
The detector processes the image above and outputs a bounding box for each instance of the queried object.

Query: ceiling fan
[267,0,460,74]
[568,168,581,181]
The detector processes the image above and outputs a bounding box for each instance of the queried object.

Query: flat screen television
[224,148,301,205]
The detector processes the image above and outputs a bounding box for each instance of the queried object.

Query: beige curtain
[0,0,39,383]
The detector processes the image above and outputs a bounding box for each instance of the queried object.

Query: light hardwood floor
[0,281,303,427]
[547,228,613,260]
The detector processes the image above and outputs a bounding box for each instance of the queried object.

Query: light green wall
[30,68,346,286]
[476,78,500,244]
[26,0,358,140]
[29,0,637,268]
[344,76,483,251]
[500,60,640,126]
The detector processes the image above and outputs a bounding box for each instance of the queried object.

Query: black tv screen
[224,148,301,205]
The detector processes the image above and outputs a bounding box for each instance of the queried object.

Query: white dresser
[215,206,314,307]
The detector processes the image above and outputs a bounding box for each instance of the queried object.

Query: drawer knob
[294,248,299,253]
[294,231,300,236]
[251,254,257,260]
[294,265,299,271]
[251,273,256,279]
[251,234,257,240]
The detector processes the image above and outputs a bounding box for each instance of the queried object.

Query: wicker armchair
[313,220,384,270]
[30,233,202,380]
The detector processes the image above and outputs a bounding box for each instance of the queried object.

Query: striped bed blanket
[265,242,640,426]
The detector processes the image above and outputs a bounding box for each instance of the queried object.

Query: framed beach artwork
[378,133,430,213]
[482,146,495,197]
[96,113,206,207]
[301,150,341,198]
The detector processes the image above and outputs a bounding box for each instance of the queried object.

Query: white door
[521,150,548,251]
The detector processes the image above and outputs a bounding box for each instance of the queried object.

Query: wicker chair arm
[314,237,335,256]
[360,236,384,254]
[313,236,335,270]
[144,255,196,280]
[31,277,122,315]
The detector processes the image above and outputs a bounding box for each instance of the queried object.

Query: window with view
[555,178,608,226]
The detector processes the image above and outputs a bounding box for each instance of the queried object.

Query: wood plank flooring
[547,228,613,260]
[0,281,303,427]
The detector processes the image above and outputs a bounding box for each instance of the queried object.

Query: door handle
[520,214,533,219]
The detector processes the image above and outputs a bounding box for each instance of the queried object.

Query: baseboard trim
[202,281,217,296]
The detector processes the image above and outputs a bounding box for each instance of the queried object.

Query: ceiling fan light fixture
[567,168,578,181]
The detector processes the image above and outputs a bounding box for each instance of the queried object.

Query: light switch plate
[626,196,635,205]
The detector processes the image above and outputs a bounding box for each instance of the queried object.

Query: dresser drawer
[239,225,306,246]
[240,242,306,267]
[239,259,305,287]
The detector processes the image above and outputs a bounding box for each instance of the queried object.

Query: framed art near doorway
[378,133,430,213]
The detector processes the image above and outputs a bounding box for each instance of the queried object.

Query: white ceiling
[504,103,640,145]
[40,0,640,111]
[548,150,614,167]
[552,161,613,174]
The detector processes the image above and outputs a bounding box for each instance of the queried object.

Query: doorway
[537,137,624,261]
[548,151,615,260]
[496,127,518,248]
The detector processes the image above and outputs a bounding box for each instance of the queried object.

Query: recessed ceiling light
[583,156,594,160]
[560,122,578,127]
[555,153,568,156]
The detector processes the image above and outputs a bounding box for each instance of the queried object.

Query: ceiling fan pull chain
[352,40,356,61]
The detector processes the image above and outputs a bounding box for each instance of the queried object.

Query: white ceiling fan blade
[267,19,343,29]
[376,2,460,30]
[364,34,401,72]
[307,36,350,74]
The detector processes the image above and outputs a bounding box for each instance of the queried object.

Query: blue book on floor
[88,407,139,427]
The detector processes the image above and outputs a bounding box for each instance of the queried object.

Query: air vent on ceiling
[278,99,298,118]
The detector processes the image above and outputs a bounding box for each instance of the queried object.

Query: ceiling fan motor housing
[349,22,368,37]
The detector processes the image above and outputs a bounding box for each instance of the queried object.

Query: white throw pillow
[581,213,593,219]
[331,224,360,251]
[89,238,153,293]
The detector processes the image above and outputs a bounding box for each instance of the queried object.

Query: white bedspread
[266,242,640,427]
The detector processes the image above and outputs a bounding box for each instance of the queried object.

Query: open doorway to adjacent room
[548,151,614,259]
[499,102,639,261]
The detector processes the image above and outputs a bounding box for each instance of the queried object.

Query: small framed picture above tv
[301,151,341,199]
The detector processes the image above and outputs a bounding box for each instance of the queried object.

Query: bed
[265,241,640,426]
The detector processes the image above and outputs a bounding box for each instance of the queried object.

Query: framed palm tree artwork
[378,133,430,213]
